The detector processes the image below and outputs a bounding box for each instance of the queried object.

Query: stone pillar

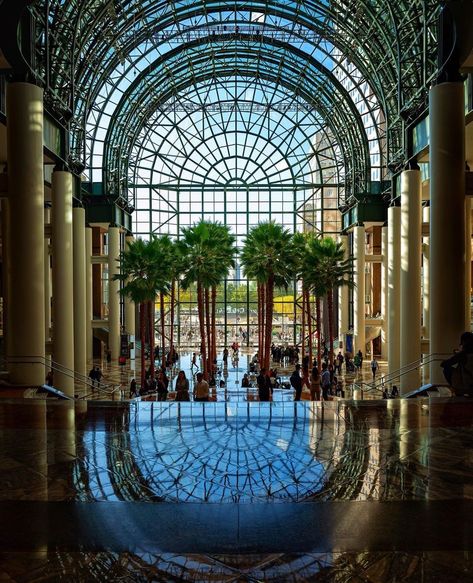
[466,198,472,331]
[1,199,10,358]
[51,170,74,397]
[85,227,93,362]
[381,226,388,360]
[429,82,465,384]
[108,226,121,360]
[73,207,87,386]
[6,82,45,385]
[353,226,366,355]
[422,206,430,340]
[125,235,136,360]
[338,234,349,347]
[44,207,51,343]
[400,168,422,394]
[388,206,401,379]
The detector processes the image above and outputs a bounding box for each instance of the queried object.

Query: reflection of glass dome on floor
[75,402,359,503]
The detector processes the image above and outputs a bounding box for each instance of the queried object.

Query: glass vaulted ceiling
[31,1,440,209]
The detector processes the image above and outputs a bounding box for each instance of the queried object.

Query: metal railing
[350,353,446,399]
[2,356,122,400]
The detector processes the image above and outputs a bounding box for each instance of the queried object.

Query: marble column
[108,226,121,361]
[381,226,388,360]
[353,226,366,355]
[125,235,136,360]
[338,234,349,348]
[1,199,10,358]
[51,170,74,397]
[422,206,430,341]
[85,227,93,362]
[388,206,401,380]
[465,198,472,331]
[6,82,45,385]
[73,207,87,387]
[44,207,51,343]
[429,82,465,384]
[400,168,422,394]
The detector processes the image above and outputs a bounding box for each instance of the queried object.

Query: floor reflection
[1,398,473,580]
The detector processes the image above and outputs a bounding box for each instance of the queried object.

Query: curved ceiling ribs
[103,36,371,200]
[26,1,440,203]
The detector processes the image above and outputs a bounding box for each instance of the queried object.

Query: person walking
[129,378,137,398]
[370,357,379,379]
[290,364,303,401]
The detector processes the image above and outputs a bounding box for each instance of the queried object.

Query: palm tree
[311,237,354,366]
[206,222,236,368]
[115,238,165,389]
[147,236,172,374]
[240,222,295,369]
[300,234,330,369]
[178,220,235,377]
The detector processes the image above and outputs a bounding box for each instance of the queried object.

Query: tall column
[422,206,430,341]
[44,207,51,343]
[6,82,45,385]
[51,170,74,396]
[430,82,465,384]
[388,206,401,379]
[353,226,366,355]
[73,207,87,385]
[381,226,388,360]
[85,227,93,362]
[400,168,422,393]
[338,235,349,346]
[1,199,10,358]
[465,198,472,331]
[108,226,121,361]
[125,235,136,360]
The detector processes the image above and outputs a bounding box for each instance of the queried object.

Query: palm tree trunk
[257,282,263,361]
[316,295,322,369]
[169,280,175,364]
[205,287,211,375]
[148,300,155,379]
[261,282,266,366]
[265,276,274,370]
[160,292,165,370]
[197,282,207,377]
[139,302,146,390]
[211,285,217,368]
[327,287,334,367]
[301,286,306,361]
[306,288,313,367]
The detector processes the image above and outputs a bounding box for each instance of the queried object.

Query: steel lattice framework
[27,0,440,195]
[6,0,441,343]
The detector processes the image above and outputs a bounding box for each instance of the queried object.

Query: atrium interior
[0,1,473,581]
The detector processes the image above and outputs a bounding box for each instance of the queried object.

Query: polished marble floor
[1,397,473,581]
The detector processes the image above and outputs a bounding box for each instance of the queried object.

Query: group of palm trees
[116,220,353,389]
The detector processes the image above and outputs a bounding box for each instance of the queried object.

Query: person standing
[257,367,271,401]
[175,370,190,401]
[194,372,210,402]
[321,363,331,401]
[310,365,321,401]
[290,364,303,401]
[156,372,168,401]
[371,357,379,379]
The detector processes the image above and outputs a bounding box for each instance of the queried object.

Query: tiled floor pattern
[1,398,473,581]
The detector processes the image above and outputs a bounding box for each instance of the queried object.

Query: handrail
[2,355,120,400]
[350,352,447,397]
